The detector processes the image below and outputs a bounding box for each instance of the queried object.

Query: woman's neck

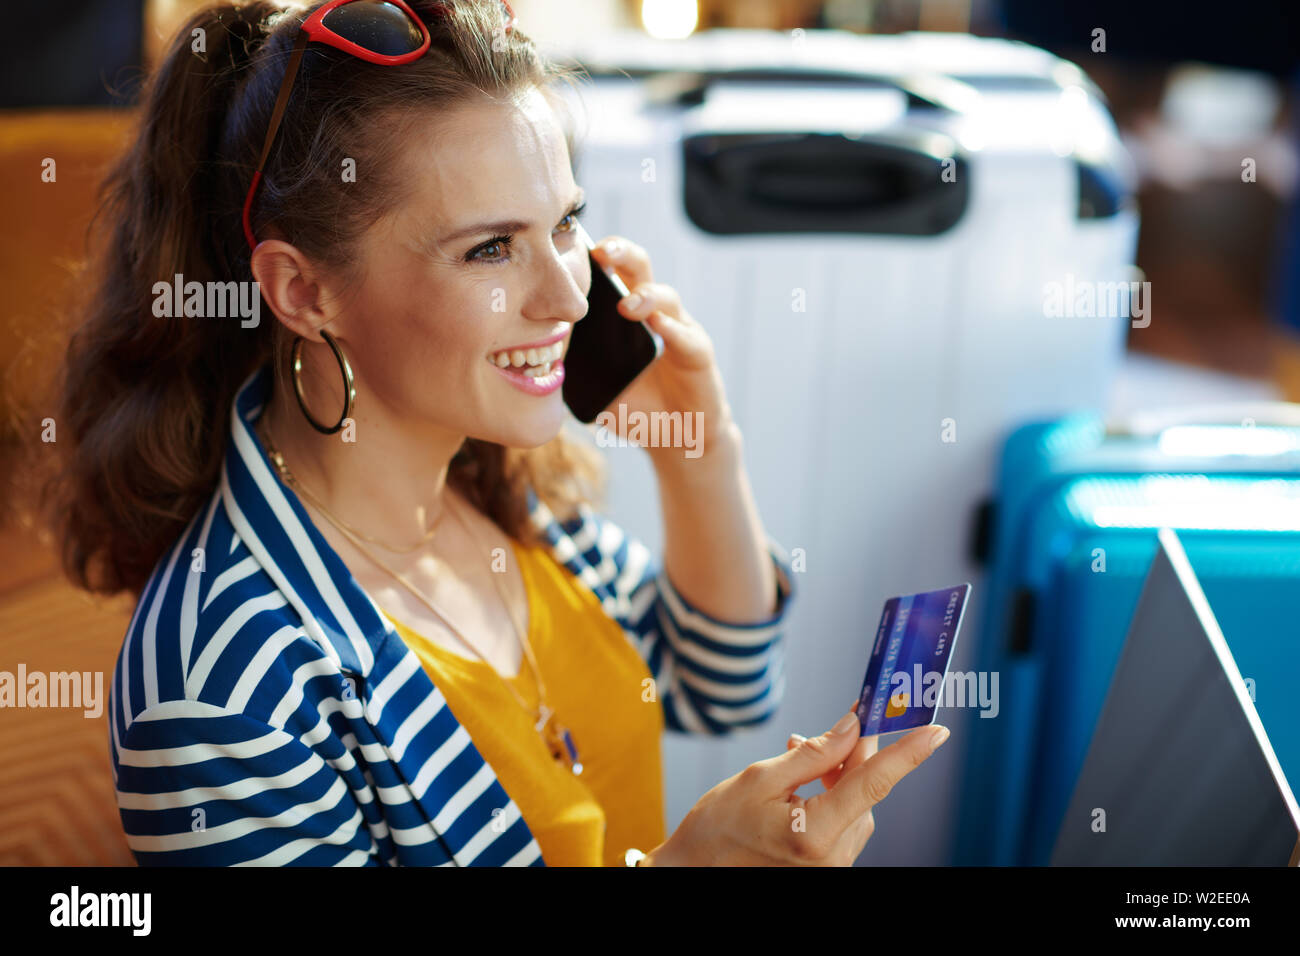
[257,387,466,551]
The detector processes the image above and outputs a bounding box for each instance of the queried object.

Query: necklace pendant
[561,727,582,775]
[539,714,582,775]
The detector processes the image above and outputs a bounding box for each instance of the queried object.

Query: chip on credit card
[856,583,971,736]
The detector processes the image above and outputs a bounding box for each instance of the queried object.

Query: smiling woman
[43,0,828,869]
[55,0,601,596]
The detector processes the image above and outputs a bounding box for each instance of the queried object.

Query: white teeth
[488,341,563,368]
[523,361,555,378]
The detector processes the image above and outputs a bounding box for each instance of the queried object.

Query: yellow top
[383,538,666,866]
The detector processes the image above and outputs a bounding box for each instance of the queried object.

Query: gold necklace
[259,420,583,775]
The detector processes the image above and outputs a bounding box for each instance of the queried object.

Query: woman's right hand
[641,708,949,866]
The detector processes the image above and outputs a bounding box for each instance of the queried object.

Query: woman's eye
[465,204,585,264]
[467,236,512,264]
[559,202,587,234]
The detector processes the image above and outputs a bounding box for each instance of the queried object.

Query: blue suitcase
[953,410,1300,865]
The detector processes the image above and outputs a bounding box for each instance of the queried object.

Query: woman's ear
[249,238,338,341]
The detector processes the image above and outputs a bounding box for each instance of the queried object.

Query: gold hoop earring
[292,331,355,435]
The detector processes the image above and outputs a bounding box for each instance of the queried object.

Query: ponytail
[53,2,286,594]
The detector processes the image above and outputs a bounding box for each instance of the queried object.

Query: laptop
[1051,528,1300,866]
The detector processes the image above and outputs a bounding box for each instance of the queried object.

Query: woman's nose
[525,244,589,323]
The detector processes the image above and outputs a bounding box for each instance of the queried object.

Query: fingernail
[929,726,950,753]
[623,292,642,310]
[788,733,806,745]
[605,239,623,256]
[833,712,858,735]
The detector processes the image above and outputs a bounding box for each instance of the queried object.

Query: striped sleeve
[113,699,381,866]
[554,504,795,735]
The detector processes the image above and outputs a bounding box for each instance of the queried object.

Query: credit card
[856,583,971,736]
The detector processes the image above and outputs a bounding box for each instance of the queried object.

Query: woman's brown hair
[49,0,605,597]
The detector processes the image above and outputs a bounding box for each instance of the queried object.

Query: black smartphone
[561,221,662,424]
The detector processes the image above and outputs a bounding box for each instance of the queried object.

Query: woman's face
[335,87,591,449]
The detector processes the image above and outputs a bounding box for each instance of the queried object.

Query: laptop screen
[1052,528,1300,866]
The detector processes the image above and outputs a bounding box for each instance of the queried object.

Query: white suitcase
[544,29,1140,865]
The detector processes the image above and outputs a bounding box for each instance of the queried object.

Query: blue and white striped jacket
[108,365,796,865]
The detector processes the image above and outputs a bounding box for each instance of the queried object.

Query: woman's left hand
[588,236,737,465]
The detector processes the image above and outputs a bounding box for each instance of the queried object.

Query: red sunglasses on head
[242,0,518,251]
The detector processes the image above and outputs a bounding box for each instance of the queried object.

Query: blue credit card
[856,583,971,737]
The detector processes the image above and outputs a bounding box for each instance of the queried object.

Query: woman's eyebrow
[435,187,586,245]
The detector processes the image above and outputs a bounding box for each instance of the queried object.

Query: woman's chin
[491,402,569,449]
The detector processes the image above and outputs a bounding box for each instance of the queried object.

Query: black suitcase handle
[682,129,969,236]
